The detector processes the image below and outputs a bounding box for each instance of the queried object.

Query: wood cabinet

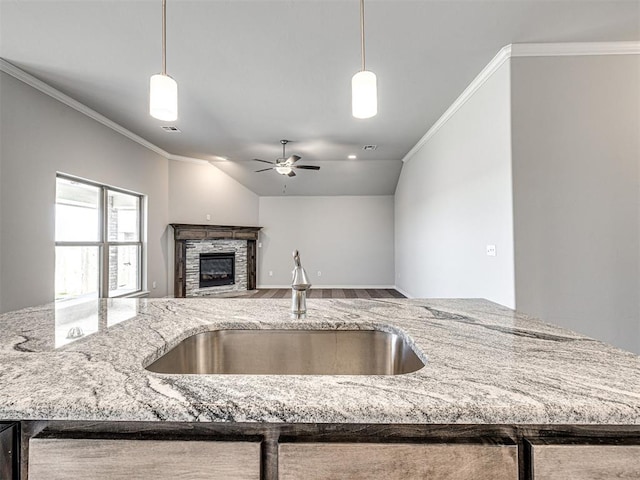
[28,438,260,480]
[0,423,18,480]
[279,443,518,480]
[16,422,640,480]
[531,444,640,480]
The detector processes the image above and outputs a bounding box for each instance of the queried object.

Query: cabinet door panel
[29,438,260,480]
[0,423,18,480]
[279,443,518,480]
[533,445,640,480]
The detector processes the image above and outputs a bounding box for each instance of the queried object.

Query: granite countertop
[0,297,638,424]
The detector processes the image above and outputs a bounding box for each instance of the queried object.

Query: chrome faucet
[291,250,311,318]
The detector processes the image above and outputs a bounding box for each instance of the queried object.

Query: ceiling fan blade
[287,170,297,177]
[253,158,276,165]
[293,165,321,170]
[255,167,276,173]
[286,154,301,164]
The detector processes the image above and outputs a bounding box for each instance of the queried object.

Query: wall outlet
[268,271,273,277]
[486,245,496,257]
[317,271,322,277]
[152,281,157,289]
[206,214,211,221]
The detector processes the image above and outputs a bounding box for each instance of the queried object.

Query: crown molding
[401,45,512,163]
[3,39,637,170]
[1,60,227,168]
[402,41,640,164]
[0,59,246,172]
[0,58,170,158]
[167,154,211,165]
[510,41,640,57]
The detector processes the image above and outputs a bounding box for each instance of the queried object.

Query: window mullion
[101,186,109,298]
[139,196,144,292]
[55,241,103,247]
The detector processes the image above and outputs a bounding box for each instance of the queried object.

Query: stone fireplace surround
[187,240,246,296]
[170,224,261,298]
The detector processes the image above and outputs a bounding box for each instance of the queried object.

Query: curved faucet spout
[291,250,311,318]
[291,250,311,291]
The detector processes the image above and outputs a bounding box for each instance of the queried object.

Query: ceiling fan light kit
[253,140,321,177]
[150,0,178,121]
[352,0,377,119]
[275,165,293,176]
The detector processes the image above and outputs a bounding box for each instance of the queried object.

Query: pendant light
[150,0,178,121]
[352,0,377,119]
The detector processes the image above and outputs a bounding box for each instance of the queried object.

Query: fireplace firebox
[199,253,235,288]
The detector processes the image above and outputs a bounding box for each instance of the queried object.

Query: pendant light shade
[352,0,377,119]
[150,74,177,121]
[352,70,377,119]
[150,0,178,121]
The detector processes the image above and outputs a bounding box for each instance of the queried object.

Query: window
[55,175,144,301]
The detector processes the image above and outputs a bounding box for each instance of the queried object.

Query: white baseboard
[393,286,413,298]
[256,285,397,290]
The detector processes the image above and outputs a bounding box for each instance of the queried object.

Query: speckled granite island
[0,298,639,479]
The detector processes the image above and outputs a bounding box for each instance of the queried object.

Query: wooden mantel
[170,224,262,298]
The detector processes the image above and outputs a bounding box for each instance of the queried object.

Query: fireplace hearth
[199,252,235,288]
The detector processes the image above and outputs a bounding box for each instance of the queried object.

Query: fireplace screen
[199,252,235,288]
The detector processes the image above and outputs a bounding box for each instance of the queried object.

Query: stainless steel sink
[145,329,425,375]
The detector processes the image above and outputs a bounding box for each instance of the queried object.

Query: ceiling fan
[253,140,320,177]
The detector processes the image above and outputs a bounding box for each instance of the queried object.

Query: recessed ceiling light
[348,155,357,159]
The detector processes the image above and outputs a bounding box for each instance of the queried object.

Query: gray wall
[168,160,259,226]
[258,196,394,287]
[0,71,170,312]
[166,159,260,296]
[0,102,3,312]
[394,62,515,307]
[511,55,640,354]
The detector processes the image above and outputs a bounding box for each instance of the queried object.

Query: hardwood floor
[240,289,405,299]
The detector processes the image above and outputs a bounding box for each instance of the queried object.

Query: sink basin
[145,329,425,375]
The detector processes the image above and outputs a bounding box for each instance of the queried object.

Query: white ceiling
[1,1,638,196]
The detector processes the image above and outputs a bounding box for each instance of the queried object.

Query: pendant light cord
[161,0,167,75]
[360,0,366,72]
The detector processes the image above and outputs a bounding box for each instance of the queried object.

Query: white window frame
[55,174,145,299]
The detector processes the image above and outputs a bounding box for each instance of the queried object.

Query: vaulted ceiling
[1,1,638,195]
